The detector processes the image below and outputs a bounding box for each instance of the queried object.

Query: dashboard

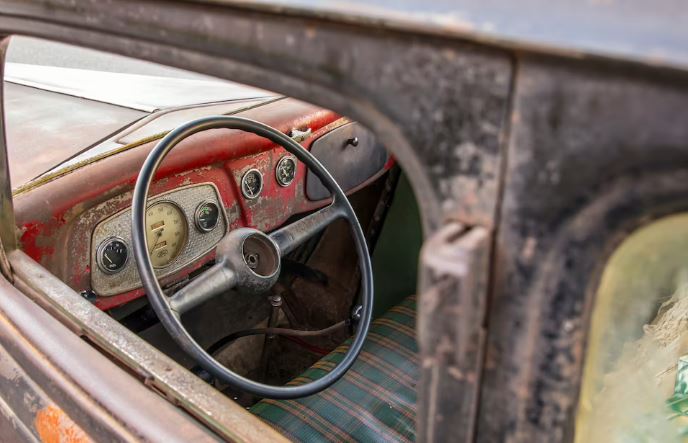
[13,99,390,311]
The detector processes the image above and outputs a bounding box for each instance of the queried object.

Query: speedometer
[145,201,188,268]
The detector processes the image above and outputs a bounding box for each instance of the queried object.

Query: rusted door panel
[0,274,220,442]
[0,395,36,443]
[418,223,490,442]
[0,343,90,442]
[478,55,688,442]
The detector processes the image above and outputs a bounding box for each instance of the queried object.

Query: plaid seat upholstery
[251,295,418,442]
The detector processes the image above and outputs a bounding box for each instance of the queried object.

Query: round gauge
[276,156,297,187]
[97,237,129,274]
[195,201,220,232]
[145,201,188,268]
[241,169,263,199]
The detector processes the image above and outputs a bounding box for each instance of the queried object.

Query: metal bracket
[417,222,491,443]
[289,127,312,143]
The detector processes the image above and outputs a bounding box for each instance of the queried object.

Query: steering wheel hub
[216,228,281,295]
[242,232,279,277]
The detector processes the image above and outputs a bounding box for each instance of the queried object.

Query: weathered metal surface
[30,97,279,190]
[207,0,688,73]
[0,398,35,443]
[0,36,15,258]
[116,99,271,145]
[0,254,222,441]
[418,223,490,442]
[0,342,90,442]
[306,122,388,200]
[4,82,146,188]
[479,55,688,442]
[9,249,287,442]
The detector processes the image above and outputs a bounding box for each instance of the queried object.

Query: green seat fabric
[251,295,418,442]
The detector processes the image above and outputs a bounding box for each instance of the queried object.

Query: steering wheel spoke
[168,263,236,315]
[270,202,345,256]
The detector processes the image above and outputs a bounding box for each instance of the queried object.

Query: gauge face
[97,238,128,274]
[241,169,263,199]
[145,201,188,268]
[195,201,220,232]
[276,156,297,186]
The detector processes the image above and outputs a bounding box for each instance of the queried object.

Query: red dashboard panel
[14,99,346,310]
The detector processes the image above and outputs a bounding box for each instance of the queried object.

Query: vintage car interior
[6,36,421,440]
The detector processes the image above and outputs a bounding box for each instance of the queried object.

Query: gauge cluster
[90,183,228,297]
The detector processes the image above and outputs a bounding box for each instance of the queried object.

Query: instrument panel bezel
[90,182,229,297]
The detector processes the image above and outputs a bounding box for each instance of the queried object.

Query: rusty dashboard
[13,99,390,311]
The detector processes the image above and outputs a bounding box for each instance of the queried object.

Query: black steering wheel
[131,116,373,399]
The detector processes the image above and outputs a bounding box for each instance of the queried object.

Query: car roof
[224,0,688,71]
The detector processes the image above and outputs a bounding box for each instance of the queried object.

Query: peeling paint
[34,405,90,443]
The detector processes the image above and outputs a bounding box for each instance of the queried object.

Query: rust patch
[34,405,91,443]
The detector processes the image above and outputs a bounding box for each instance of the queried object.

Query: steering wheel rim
[131,116,373,399]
